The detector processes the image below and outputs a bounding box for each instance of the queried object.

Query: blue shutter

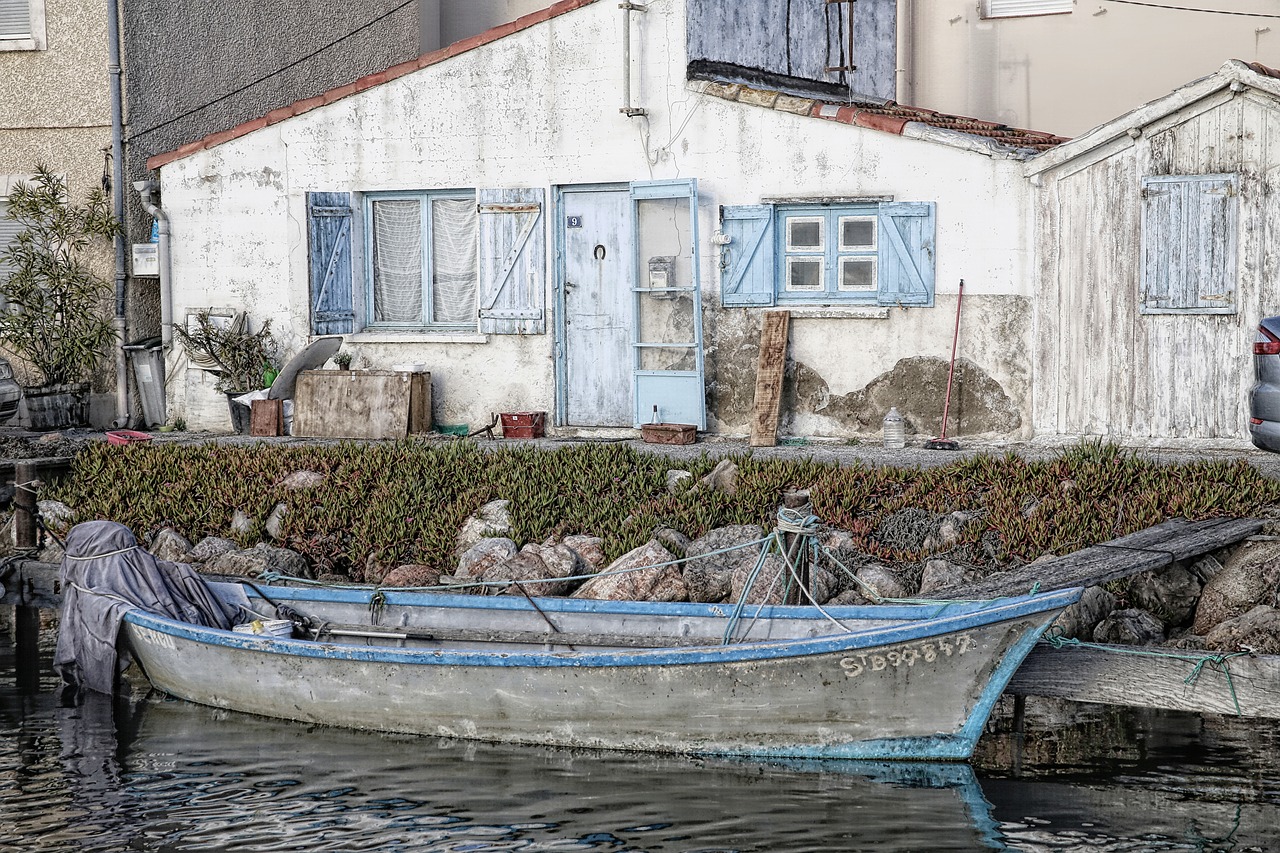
[720,205,776,307]
[478,187,545,335]
[307,192,355,334]
[877,202,935,307]
[1140,175,1237,315]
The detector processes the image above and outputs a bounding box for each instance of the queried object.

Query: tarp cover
[54,520,245,695]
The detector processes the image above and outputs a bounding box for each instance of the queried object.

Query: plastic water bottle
[883,407,905,449]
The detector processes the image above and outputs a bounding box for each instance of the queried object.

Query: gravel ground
[8,426,1280,481]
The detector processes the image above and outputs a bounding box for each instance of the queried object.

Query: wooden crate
[641,422,697,445]
[293,370,431,439]
[500,411,545,439]
[250,398,284,436]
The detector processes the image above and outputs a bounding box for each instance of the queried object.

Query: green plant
[0,164,122,386]
[174,310,279,394]
[334,351,353,370]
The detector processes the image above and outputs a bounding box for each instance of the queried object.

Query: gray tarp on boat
[53,520,246,695]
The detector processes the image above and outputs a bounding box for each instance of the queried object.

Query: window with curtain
[367,191,477,329]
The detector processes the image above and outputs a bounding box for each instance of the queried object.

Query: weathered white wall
[160,0,1034,438]
[1031,82,1280,441]
[903,0,1275,137]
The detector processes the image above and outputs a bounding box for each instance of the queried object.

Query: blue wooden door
[560,187,633,427]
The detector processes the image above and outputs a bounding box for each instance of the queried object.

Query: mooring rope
[1041,629,1251,715]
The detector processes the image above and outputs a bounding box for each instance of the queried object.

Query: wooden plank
[934,516,1264,600]
[1006,642,1280,719]
[749,310,789,447]
[250,398,283,436]
[294,370,428,440]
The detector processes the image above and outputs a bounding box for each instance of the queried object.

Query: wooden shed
[1026,60,1280,442]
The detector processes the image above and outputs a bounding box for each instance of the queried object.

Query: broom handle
[938,279,964,440]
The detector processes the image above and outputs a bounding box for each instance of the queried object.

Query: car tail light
[1255,325,1280,355]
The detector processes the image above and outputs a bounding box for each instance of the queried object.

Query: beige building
[901,0,1277,137]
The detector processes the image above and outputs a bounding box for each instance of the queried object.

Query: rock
[1128,563,1201,627]
[380,564,442,587]
[573,541,687,602]
[699,459,739,496]
[189,536,238,562]
[204,543,313,580]
[230,509,253,535]
[150,527,194,562]
[1204,605,1280,655]
[684,525,766,604]
[280,470,326,490]
[1093,608,1165,646]
[853,564,908,602]
[666,470,693,493]
[918,559,968,595]
[1192,540,1280,635]
[456,499,514,554]
[827,589,867,606]
[454,537,519,592]
[265,503,288,540]
[653,526,690,557]
[729,553,787,606]
[1050,586,1117,641]
[36,500,74,536]
[489,543,583,597]
[562,534,606,571]
[808,565,839,605]
[1189,554,1224,585]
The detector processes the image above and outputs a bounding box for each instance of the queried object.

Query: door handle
[565,281,576,290]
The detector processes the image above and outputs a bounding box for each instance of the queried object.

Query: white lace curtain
[371,198,477,325]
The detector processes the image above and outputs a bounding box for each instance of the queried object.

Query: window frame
[362,188,478,332]
[776,203,884,305]
[982,0,1073,19]
[0,0,47,51]
[1139,173,1238,316]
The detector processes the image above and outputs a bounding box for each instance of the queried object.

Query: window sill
[772,307,891,320]
[345,331,489,344]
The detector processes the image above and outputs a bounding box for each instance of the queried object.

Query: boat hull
[122,588,1078,760]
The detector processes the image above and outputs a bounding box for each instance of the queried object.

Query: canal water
[2,643,1278,852]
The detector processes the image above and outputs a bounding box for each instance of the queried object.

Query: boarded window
[1140,175,1238,315]
[983,0,1072,18]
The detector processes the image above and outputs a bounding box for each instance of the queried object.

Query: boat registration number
[132,626,178,651]
[839,634,978,678]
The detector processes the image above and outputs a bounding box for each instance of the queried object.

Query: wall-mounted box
[131,243,159,276]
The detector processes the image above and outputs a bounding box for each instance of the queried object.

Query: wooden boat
[120,583,1080,761]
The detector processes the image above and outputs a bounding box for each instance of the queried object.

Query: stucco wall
[158,0,1035,439]
[904,0,1275,137]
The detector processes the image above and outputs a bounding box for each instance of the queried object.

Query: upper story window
[1139,174,1238,315]
[982,0,1072,18]
[366,191,478,329]
[0,1,47,51]
[720,201,935,308]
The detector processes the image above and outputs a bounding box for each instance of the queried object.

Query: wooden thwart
[749,310,790,447]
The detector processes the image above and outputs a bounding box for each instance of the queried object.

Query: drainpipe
[619,2,647,117]
[134,181,172,347]
[107,0,127,426]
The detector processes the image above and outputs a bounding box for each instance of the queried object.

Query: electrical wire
[129,0,417,141]
[1105,0,1280,17]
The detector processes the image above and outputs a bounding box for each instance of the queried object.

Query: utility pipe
[619,2,647,117]
[106,0,128,426]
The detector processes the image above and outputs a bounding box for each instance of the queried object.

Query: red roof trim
[147,0,600,170]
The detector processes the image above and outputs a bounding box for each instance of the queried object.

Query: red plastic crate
[500,411,546,439]
[106,429,153,446]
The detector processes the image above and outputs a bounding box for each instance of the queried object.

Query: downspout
[134,181,171,347]
[619,2,647,117]
[107,0,128,426]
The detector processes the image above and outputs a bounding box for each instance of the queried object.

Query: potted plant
[0,165,122,429]
[173,310,279,433]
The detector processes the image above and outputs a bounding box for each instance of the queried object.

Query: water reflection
[3,645,1280,852]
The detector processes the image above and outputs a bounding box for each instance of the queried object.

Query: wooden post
[750,311,789,447]
[13,461,40,691]
[781,489,812,605]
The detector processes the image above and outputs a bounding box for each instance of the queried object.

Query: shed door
[561,188,633,426]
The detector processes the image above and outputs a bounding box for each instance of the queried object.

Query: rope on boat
[1041,629,1250,715]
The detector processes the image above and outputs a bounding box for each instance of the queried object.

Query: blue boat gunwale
[123,585,1082,670]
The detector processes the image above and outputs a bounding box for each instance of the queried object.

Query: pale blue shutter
[877,202,935,307]
[720,205,776,307]
[478,188,545,335]
[1140,175,1237,315]
[307,192,355,334]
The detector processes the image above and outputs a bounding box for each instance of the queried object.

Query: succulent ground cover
[44,439,1280,582]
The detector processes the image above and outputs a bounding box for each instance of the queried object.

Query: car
[1249,317,1280,451]
[0,358,19,422]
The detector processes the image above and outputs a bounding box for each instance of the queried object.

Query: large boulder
[150,527,194,563]
[279,470,326,490]
[1050,585,1117,641]
[189,536,238,562]
[380,564,442,588]
[37,500,75,537]
[1128,563,1202,627]
[455,500,514,555]
[698,459,739,496]
[1204,605,1280,655]
[562,534,606,571]
[683,525,766,604]
[1093,608,1165,646]
[488,542,583,597]
[1192,541,1280,635]
[729,553,788,606]
[853,564,908,603]
[918,559,970,596]
[204,543,313,579]
[452,537,520,592]
[573,541,687,602]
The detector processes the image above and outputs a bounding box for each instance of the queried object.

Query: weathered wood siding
[686,0,896,101]
[1034,90,1280,440]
